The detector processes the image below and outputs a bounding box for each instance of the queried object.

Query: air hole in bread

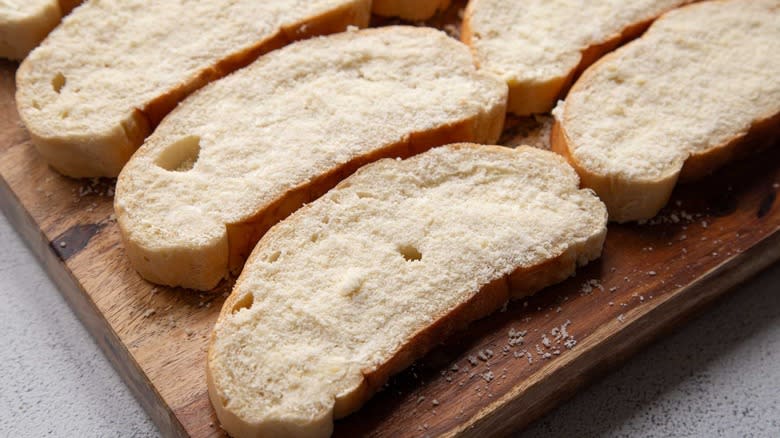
[398,244,422,262]
[51,73,66,93]
[155,136,200,172]
[59,110,69,119]
[310,233,319,243]
[231,294,254,315]
[265,250,281,263]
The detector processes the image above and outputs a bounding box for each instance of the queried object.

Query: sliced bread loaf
[114,27,507,291]
[207,144,608,438]
[462,0,693,115]
[552,0,780,222]
[0,0,75,60]
[15,0,370,177]
[372,0,451,20]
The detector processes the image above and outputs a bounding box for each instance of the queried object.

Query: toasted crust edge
[16,0,372,177]
[551,1,780,223]
[552,111,780,223]
[207,144,607,438]
[461,1,692,116]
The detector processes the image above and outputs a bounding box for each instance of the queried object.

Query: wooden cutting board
[2,6,779,438]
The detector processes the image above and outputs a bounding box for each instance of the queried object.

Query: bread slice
[114,27,507,291]
[552,0,780,222]
[461,0,693,116]
[207,143,607,438]
[15,0,371,177]
[372,0,451,20]
[0,0,76,60]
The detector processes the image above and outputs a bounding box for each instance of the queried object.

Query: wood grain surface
[2,3,779,437]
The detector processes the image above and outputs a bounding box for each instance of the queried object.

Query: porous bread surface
[372,0,450,20]
[557,0,780,221]
[208,144,608,438]
[463,0,691,115]
[0,0,61,60]
[15,0,369,176]
[115,26,507,291]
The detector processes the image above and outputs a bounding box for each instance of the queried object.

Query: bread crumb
[617,314,625,323]
[432,399,439,406]
[477,349,494,361]
[508,328,526,346]
[481,371,494,382]
[580,279,604,295]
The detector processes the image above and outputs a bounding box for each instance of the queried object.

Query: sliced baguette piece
[15,0,370,177]
[462,0,694,116]
[114,26,508,291]
[552,0,780,222]
[371,0,451,20]
[0,0,69,60]
[207,144,608,438]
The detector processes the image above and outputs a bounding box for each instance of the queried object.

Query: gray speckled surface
[519,260,780,438]
[1,212,778,437]
[0,214,157,437]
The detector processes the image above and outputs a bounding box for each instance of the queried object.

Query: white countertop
[1,212,778,437]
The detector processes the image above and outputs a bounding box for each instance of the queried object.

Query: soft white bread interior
[207,144,608,438]
[0,0,62,60]
[371,0,451,20]
[552,0,780,222]
[115,26,507,291]
[15,0,370,177]
[462,0,693,115]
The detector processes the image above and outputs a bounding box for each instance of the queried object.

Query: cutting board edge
[450,225,780,437]
[5,165,780,438]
